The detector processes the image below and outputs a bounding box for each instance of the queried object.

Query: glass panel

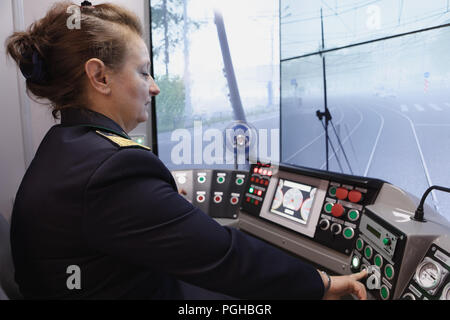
[281,55,325,168]
[281,26,450,220]
[281,0,450,59]
[150,0,280,170]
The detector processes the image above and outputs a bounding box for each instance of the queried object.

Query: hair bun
[19,49,48,85]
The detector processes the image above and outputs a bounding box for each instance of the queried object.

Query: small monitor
[270,179,316,225]
[259,173,328,238]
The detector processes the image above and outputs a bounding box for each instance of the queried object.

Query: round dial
[300,197,313,221]
[271,188,283,210]
[441,283,450,300]
[415,259,442,290]
[283,188,303,211]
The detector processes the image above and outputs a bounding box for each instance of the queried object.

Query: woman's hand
[320,269,368,300]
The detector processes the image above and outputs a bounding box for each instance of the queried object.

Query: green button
[380,286,389,300]
[356,238,364,251]
[349,210,359,221]
[365,246,373,259]
[329,187,337,196]
[374,255,383,267]
[344,228,354,239]
[325,203,333,213]
[198,176,205,182]
[385,265,394,279]
[218,177,224,183]
[383,238,391,246]
[236,178,243,185]
[249,187,254,193]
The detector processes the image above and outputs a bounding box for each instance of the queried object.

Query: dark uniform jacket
[10,107,324,299]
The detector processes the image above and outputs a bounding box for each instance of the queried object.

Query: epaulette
[95,130,151,151]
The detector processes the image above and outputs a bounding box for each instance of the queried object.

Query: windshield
[142,0,450,221]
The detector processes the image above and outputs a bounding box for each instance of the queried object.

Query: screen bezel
[259,170,329,238]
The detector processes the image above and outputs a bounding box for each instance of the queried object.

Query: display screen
[366,224,381,239]
[270,179,317,225]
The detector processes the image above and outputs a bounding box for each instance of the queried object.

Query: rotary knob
[330,223,342,235]
[319,219,330,230]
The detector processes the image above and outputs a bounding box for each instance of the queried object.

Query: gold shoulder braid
[96,130,151,151]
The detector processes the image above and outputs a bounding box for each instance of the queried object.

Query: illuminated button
[324,203,334,213]
[384,264,394,280]
[328,186,337,197]
[249,187,254,194]
[217,176,225,184]
[343,227,355,239]
[364,245,373,260]
[352,255,361,270]
[198,176,206,183]
[380,285,390,300]
[268,171,273,176]
[257,190,263,196]
[348,209,360,221]
[230,197,239,205]
[258,168,263,174]
[383,238,391,246]
[236,178,244,185]
[336,187,349,200]
[213,195,222,203]
[262,169,267,175]
[374,254,383,267]
[331,203,345,218]
[356,238,364,251]
[253,168,258,173]
[177,176,186,184]
[196,195,205,203]
[348,190,362,203]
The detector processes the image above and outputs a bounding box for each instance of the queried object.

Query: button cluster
[318,184,365,241]
[245,165,274,208]
[352,237,396,300]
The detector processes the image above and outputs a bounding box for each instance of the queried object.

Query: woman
[6,1,367,300]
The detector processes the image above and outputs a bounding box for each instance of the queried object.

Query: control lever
[365,265,381,290]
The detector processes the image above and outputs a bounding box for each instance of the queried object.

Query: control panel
[170,163,450,300]
[241,163,382,256]
[171,169,248,219]
[401,237,450,300]
[350,210,406,300]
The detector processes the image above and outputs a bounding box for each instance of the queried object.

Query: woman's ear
[84,58,111,95]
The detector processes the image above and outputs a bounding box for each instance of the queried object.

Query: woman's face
[109,33,160,132]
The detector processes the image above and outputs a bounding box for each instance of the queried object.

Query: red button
[265,180,269,186]
[257,190,262,196]
[251,177,255,182]
[348,190,362,203]
[253,168,258,173]
[231,197,238,204]
[331,203,345,218]
[246,197,251,202]
[336,187,348,200]
[254,200,259,206]
[255,178,259,183]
